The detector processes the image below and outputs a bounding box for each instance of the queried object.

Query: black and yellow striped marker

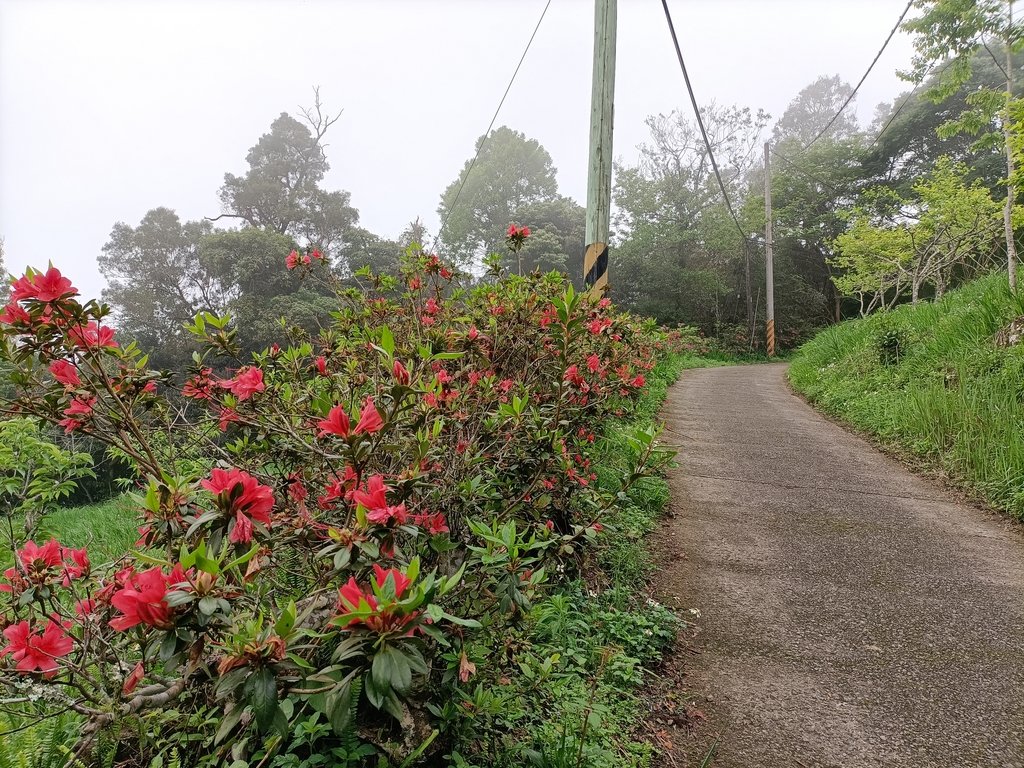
[584,241,609,294]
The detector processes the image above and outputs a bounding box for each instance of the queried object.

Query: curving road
[654,363,1024,768]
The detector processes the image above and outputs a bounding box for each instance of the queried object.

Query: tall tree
[215,92,359,253]
[772,75,859,145]
[612,104,768,333]
[902,0,1020,291]
[99,208,224,368]
[864,48,1012,196]
[437,126,558,267]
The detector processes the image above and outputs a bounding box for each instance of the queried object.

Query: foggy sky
[0,0,917,302]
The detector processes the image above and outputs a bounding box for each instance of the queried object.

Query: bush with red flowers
[0,246,681,765]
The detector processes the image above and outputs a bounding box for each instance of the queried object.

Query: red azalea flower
[218,407,240,432]
[1,619,73,677]
[416,512,449,535]
[285,250,300,270]
[17,539,63,571]
[201,467,275,543]
[0,300,31,325]
[336,577,378,614]
[352,475,388,511]
[49,359,81,388]
[315,356,328,376]
[69,321,118,349]
[109,567,175,631]
[317,404,351,438]
[10,267,77,303]
[312,248,323,260]
[372,563,412,596]
[122,661,145,695]
[392,360,410,385]
[631,374,646,388]
[506,223,517,237]
[354,397,383,435]
[587,354,601,373]
[60,548,89,585]
[182,368,214,400]
[353,476,407,525]
[223,366,264,401]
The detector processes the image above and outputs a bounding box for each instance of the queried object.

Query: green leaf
[244,668,279,732]
[380,326,395,357]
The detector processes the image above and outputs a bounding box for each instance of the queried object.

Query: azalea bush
[0,242,680,766]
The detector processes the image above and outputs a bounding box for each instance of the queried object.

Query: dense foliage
[0,245,688,766]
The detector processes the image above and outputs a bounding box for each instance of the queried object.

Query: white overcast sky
[0,0,917,301]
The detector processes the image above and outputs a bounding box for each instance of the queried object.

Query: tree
[902,0,1020,291]
[832,157,1002,309]
[99,208,224,369]
[505,196,585,279]
[611,103,769,333]
[216,93,359,253]
[200,228,334,355]
[772,75,859,145]
[437,126,558,267]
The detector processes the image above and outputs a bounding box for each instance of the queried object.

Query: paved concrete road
[654,363,1024,768]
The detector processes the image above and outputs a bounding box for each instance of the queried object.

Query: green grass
[4,495,138,570]
[789,270,1024,519]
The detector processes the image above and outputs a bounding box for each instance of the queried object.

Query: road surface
[654,363,1024,768]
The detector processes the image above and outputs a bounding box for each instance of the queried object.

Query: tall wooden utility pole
[764,141,776,357]
[583,0,617,294]
[1004,0,1017,293]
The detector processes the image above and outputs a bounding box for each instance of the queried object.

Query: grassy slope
[789,271,1024,519]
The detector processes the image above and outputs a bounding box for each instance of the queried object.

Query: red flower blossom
[312,248,323,260]
[182,368,214,400]
[123,661,145,695]
[59,395,96,433]
[631,374,646,388]
[109,567,175,631]
[372,563,412,596]
[286,250,300,270]
[354,397,383,435]
[1,619,73,677]
[10,267,77,303]
[69,321,118,349]
[337,577,377,614]
[0,300,31,325]
[315,356,328,376]
[201,468,275,544]
[222,366,264,401]
[317,404,351,438]
[392,360,411,385]
[49,360,81,388]
[587,354,601,373]
[218,407,240,432]
[353,475,408,525]
[414,512,449,535]
[17,539,63,571]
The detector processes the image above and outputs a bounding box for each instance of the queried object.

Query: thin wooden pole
[583,0,617,294]
[1004,0,1018,293]
[765,141,776,357]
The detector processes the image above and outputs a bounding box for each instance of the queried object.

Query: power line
[431,0,552,253]
[659,0,747,244]
[803,0,914,151]
[770,147,846,198]
[870,56,960,148]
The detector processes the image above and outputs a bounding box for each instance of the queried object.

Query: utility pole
[1004,0,1017,293]
[583,0,617,294]
[764,141,776,357]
